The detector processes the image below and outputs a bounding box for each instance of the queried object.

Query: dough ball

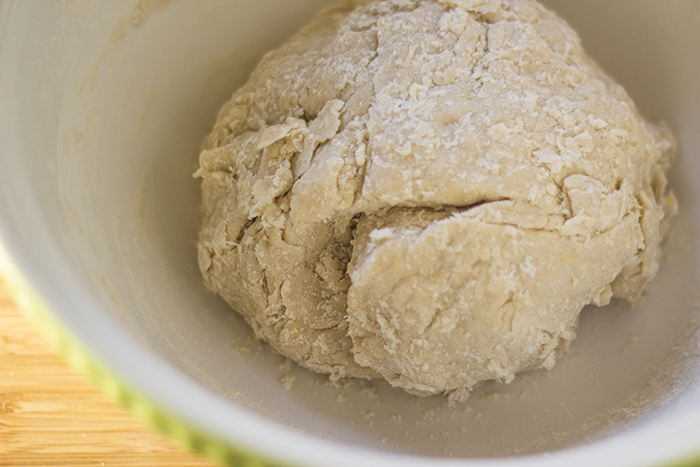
[196,0,676,398]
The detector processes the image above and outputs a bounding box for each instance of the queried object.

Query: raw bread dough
[196,0,676,398]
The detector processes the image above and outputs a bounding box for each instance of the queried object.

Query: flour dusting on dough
[196,0,676,399]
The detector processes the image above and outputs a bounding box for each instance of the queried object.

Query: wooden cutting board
[0,277,215,467]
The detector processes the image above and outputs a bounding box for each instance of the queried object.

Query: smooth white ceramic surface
[1,1,699,466]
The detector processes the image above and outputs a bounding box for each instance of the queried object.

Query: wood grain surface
[0,277,215,467]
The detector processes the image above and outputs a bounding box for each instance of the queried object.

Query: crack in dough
[196,0,676,398]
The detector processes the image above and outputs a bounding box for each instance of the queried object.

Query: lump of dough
[196,0,676,398]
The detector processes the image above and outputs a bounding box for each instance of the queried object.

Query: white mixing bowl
[1,1,699,466]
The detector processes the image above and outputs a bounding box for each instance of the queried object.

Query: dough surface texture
[196,0,676,398]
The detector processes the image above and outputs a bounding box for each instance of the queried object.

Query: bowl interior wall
[2,0,700,458]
